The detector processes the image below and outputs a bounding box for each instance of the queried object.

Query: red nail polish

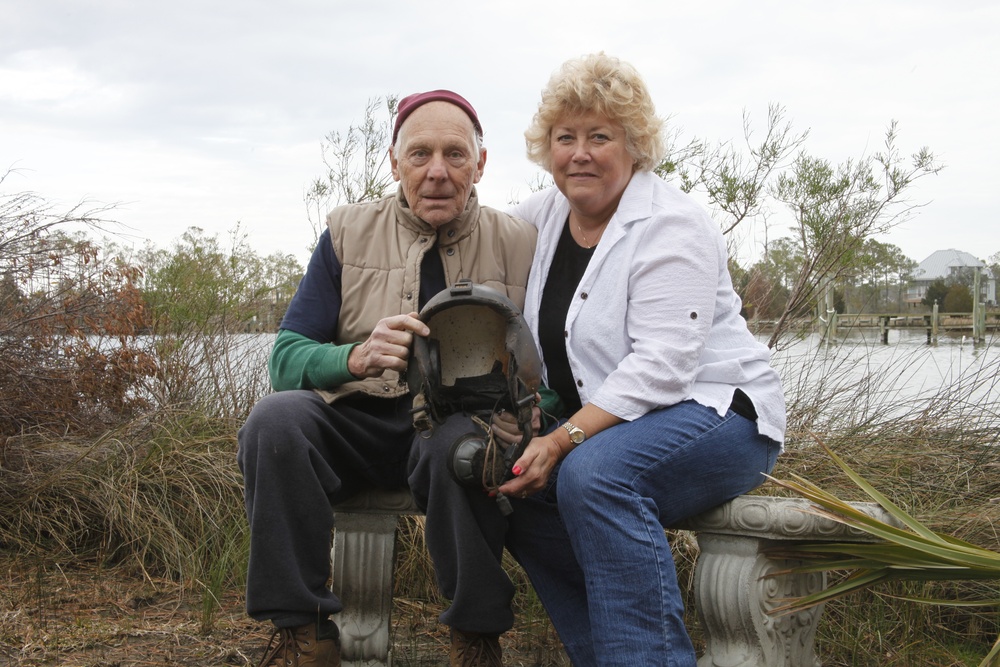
[512,465,522,476]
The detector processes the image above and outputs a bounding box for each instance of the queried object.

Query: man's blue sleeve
[280,229,343,342]
[268,230,358,391]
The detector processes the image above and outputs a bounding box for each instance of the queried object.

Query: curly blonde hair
[525,53,665,173]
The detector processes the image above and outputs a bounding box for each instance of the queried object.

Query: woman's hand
[497,434,564,499]
[498,404,625,499]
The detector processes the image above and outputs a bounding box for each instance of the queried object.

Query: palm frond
[766,435,1000,667]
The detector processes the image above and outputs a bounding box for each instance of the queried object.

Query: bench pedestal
[331,492,893,667]
[330,489,420,666]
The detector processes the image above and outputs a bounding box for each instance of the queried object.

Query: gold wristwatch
[562,421,587,445]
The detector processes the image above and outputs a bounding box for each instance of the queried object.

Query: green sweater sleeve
[268,329,359,391]
[537,385,565,432]
[269,330,566,429]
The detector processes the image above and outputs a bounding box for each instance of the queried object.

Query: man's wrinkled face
[390,101,486,228]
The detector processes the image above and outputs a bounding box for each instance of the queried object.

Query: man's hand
[347,312,429,379]
[490,397,542,445]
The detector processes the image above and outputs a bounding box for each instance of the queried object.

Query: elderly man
[237,90,536,667]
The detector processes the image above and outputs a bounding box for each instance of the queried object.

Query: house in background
[906,249,996,307]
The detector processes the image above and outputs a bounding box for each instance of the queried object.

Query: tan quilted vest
[315,187,536,403]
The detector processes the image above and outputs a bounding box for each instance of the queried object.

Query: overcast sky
[3,0,997,269]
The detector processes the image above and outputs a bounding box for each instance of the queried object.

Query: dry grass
[768,335,1000,665]
[0,554,571,667]
[0,556,262,666]
[0,410,247,585]
[2,334,999,665]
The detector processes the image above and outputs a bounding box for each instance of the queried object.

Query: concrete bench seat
[331,490,895,667]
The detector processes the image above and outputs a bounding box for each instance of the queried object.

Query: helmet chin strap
[445,398,536,516]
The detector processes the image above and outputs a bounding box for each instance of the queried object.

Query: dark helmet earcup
[447,432,488,488]
[447,431,511,489]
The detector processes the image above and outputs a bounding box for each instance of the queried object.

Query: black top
[537,219,595,416]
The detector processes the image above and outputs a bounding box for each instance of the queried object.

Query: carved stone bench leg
[693,532,825,667]
[330,493,895,667]
[331,511,399,667]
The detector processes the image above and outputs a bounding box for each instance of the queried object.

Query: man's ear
[473,148,487,184]
[389,147,401,182]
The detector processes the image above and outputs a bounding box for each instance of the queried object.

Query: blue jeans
[507,400,780,666]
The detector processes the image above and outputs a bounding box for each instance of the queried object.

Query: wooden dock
[821,306,999,344]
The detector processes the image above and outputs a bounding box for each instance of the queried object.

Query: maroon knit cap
[392,90,483,144]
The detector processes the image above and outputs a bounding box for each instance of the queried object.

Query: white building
[906,249,996,306]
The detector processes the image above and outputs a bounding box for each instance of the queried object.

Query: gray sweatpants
[236,389,516,633]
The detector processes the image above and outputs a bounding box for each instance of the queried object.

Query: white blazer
[509,170,786,444]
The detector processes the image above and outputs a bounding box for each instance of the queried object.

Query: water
[771,329,1000,424]
[236,329,1000,408]
[136,329,999,427]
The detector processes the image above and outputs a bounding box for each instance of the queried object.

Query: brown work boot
[450,627,503,666]
[256,619,341,667]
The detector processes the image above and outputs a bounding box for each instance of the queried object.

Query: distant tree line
[308,99,947,348]
[5,98,995,436]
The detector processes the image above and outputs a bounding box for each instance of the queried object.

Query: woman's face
[549,111,636,223]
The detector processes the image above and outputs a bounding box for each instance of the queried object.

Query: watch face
[564,423,585,444]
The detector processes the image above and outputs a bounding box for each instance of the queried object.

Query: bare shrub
[0,171,158,438]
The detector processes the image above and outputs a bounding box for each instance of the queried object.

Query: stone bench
[331,490,896,667]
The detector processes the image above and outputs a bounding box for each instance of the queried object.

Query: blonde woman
[498,54,786,665]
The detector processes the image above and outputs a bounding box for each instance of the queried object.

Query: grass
[1,332,999,665]
[0,413,568,666]
[0,556,261,666]
[764,436,1000,666]
[768,333,1000,666]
